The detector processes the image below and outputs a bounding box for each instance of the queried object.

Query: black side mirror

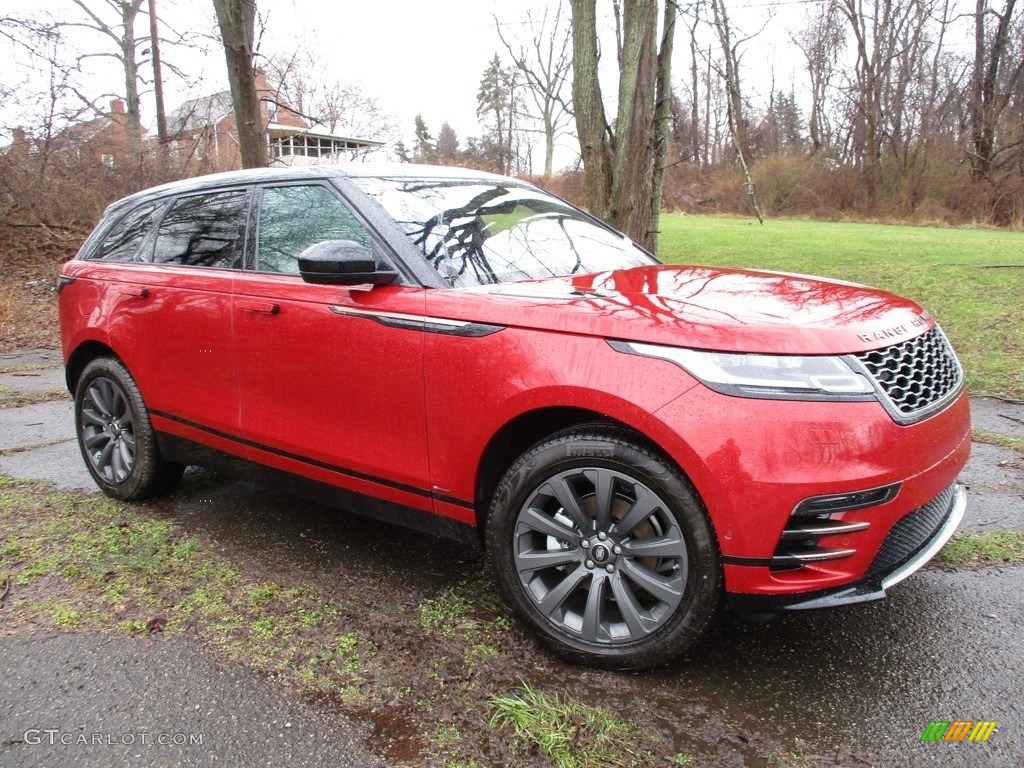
[298,240,399,286]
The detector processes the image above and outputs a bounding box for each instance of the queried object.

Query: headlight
[615,341,876,401]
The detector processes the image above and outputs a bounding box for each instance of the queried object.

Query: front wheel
[75,357,184,501]
[486,426,721,670]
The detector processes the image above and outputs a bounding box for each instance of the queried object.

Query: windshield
[350,177,657,287]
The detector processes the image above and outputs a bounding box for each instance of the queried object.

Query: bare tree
[64,0,145,150]
[211,0,265,168]
[684,1,704,166]
[792,0,844,155]
[494,4,574,176]
[569,0,677,251]
[970,0,1022,179]
[265,50,398,152]
[838,0,910,200]
[708,0,747,161]
[708,0,763,221]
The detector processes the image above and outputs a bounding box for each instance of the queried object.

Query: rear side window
[152,189,249,269]
[257,184,376,273]
[90,201,160,262]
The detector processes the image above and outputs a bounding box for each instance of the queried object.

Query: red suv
[59,165,970,669]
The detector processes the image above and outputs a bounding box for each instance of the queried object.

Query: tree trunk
[570,0,614,220]
[650,0,676,250]
[688,12,702,166]
[609,0,658,244]
[118,0,144,154]
[570,0,675,252]
[148,0,168,145]
[212,0,266,168]
[971,0,1018,180]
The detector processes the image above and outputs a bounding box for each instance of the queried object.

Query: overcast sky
[3,0,978,170]
[4,0,561,153]
[255,0,506,142]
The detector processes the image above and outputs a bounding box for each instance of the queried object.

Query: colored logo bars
[921,721,998,742]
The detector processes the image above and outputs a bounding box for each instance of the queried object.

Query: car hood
[438,265,934,355]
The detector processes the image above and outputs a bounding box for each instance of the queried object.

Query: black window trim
[147,184,254,271]
[327,176,447,288]
[250,179,415,286]
[81,197,172,263]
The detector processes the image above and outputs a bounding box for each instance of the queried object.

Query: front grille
[863,483,957,581]
[854,326,962,422]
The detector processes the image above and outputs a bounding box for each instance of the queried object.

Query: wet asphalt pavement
[1,633,386,768]
[1,348,1022,766]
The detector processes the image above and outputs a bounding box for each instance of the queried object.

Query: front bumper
[726,481,966,614]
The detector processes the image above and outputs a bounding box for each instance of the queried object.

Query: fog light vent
[770,483,900,571]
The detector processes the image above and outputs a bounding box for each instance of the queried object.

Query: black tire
[74,357,185,501]
[485,425,721,670]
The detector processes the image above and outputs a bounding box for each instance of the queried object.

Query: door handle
[119,286,149,299]
[238,300,280,315]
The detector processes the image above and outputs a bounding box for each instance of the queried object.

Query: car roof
[104,163,526,215]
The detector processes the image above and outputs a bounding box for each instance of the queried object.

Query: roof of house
[59,115,118,146]
[167,90,235,135]
[166,85,383,150]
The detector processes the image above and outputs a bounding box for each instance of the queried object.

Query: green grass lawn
[657,215,1024,400]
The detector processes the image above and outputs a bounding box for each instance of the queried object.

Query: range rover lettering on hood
[857,311,932,344]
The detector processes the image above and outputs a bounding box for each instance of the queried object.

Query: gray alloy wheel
[75,357,184,501]
[80,375,137,485]
[487,425,721,670]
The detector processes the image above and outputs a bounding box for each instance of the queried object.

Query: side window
[152,189,249,269]
[257,184,377,274]
[91,201,160,262]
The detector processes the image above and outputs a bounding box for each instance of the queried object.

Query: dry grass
[0,225,81,352]
[0,282,60,352]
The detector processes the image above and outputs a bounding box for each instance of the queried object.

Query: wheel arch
[473,406,702,543]
[65,340,119,396]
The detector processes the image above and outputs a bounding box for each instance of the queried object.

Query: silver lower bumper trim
[881,482,966,590]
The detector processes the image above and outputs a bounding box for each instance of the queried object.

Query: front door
[233,182,433,519]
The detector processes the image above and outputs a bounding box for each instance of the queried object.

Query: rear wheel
[75,357,184,500]
[486,425,721,670]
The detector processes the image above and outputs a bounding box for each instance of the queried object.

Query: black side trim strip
[722,555,775,567]
[328,305,504,337]
[150,409,474,510]
[156,432,480,549]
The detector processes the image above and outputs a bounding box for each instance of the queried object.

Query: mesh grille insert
[863,483,956,582]
[854,327,962,420]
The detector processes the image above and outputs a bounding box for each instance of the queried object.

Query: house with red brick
[166,71,383,169]
[4,99,135,169]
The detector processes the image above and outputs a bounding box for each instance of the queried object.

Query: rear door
[232,182,434,520]
[80,188,249,440]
